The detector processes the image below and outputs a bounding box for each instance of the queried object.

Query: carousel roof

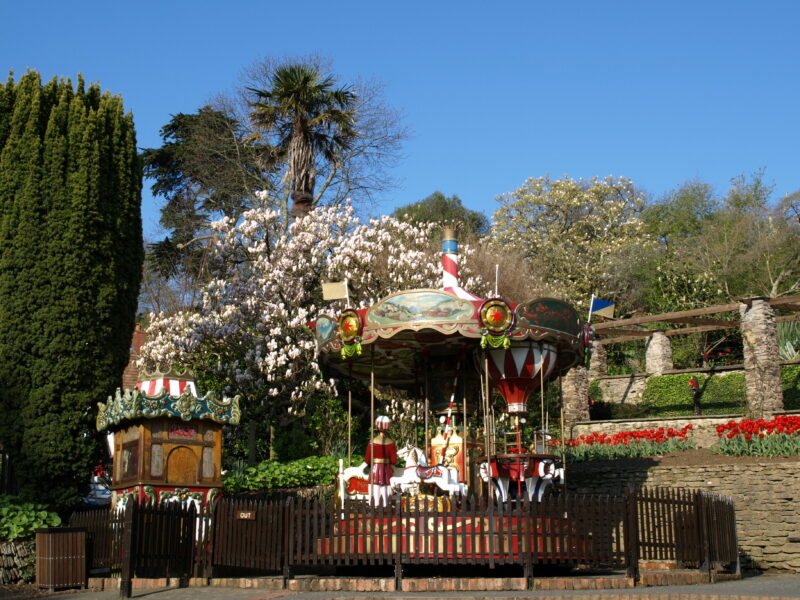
[315,289,586,386]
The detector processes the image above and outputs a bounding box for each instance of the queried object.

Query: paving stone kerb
[63,572,800,600]
[568,458,800,572]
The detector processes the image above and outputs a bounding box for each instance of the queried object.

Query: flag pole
[588,293,595,325]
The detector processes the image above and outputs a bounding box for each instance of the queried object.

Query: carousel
[315,225,587,513]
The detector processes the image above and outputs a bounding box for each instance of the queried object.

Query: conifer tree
[0,71,142,508]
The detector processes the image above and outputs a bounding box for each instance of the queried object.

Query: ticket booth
[97,370,240,508]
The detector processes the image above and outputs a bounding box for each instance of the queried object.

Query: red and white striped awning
[136,377,197,397]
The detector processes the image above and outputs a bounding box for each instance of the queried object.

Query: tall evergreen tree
[0,71,142,508]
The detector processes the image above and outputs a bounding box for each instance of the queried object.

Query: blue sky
[2,1,798,239]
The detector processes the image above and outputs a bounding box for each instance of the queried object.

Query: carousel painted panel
[366,290,477,328]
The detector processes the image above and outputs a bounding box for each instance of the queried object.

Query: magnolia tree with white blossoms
[491,175,654,309]
[140,201,489,453]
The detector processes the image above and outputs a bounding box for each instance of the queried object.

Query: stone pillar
[645,331,673,375]
[740,298,784,417]
[562,365,590,435]
[588,340,607,379]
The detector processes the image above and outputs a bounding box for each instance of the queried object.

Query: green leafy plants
[0,495,61,541]
[223,455,339,494]
[778,322,800,361]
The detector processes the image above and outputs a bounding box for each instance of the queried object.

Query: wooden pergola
[592,295,800,345]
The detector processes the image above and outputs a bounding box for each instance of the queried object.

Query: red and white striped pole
[442,225,459,290]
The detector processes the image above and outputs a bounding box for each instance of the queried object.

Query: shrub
[588,380,603,405]
[557,425,695,462]
[0,495,61,541]
[639,372,745,417]
[783,364,800,410]
[714,415,800,457]
[223,455,339,494]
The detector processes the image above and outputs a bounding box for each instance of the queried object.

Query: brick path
[18,573,800,600]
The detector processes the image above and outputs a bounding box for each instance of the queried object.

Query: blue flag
[589,296,615,319]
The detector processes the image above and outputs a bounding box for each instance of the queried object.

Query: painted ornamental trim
[97,388,241,431]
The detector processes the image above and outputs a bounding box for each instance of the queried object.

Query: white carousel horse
[390,443,467,497]
[479,459,564,503]
[338,461,404,505]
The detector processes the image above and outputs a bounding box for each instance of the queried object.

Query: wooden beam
[592,302,741,330]
[596,334,651,345]
[771,302,800,312]
[664,323,738,336]
[777,313,800,323]
[768,295,800,308]
[662,316,736,326]
[595,328,652,337]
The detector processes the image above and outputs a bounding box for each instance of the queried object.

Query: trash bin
[35,527,86,591]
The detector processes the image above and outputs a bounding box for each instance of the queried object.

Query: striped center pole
[442,225,459,289]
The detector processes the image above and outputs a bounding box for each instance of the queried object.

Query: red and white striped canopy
[136,377,197,397]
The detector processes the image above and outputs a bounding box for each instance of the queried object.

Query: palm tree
[249,64,357,218]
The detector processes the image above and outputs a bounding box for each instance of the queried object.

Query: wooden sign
[236,511,256,520]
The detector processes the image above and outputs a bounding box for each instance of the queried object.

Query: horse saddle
[416,465,442,480]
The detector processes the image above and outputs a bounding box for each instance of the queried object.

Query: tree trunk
[290,190,313,218]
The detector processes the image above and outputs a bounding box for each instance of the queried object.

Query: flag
[589,296,615,319]
[322,280,349,301]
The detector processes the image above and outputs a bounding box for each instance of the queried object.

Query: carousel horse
[479,458,564,503]
[338,461,404,502]
[389,443,467,496]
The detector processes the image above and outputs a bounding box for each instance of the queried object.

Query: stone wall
[567,458,800,572]
[0,540,34,584]
[570,414,740,448]
[594,374,648,405]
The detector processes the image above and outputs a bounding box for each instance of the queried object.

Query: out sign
[236,511,256,520]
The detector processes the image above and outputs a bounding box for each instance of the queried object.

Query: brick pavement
[14,573,800,600]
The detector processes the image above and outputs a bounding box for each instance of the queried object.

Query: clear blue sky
[3,1,798,239]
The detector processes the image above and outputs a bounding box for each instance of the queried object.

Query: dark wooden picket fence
[69,486,738,593]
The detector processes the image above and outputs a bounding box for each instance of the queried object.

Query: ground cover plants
[559,425,694,462]
[0,495,61,541]
[714,415,800,457]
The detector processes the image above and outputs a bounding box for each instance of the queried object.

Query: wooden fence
[69,487,738,592]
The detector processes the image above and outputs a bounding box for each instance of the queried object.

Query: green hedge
[638,372,746,417]
[783,364,800,410]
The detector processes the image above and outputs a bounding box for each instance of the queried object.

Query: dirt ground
[0,583,51,599]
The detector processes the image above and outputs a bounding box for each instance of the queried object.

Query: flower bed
[714,415,800,457]
[561,425,695,461]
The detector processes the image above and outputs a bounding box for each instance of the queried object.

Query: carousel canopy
[315,290,586,387]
